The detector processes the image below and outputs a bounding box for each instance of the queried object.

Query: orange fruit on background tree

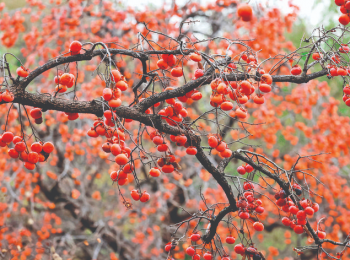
[0,0,350,259]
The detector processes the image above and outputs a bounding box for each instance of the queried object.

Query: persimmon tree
[1,0,350,260]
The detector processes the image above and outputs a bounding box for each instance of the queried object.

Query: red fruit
[165,242,172,252]
[304,207,314,216]
[103,88,113,101]
[24,162,35,170]
[203,253,212,260]
[220,101,234,111]
[66,74,75,88]
[171,67,183,77]
[38,153,45,163]
[300,199,308,208]
[253,222,264,231]
[289,206,299,215]
[67,112,79,121]
[140,192,150,202]
[237,4,253,21]
[297,219,307,225]
[161,54,173,63]
[338,68,347,76]
[238,211,249,219]
[175,135,187,145]
[238,95,248,104]
[194,69,204,78]
[55,84,67,93]
[276,198,286,207]
[115,154,128,165]
[157,59,168,70]
[330,67,338,77]
[291,65,302,75]
[116,81,128,91]
[243,182,254,190]
[216,142,226,152]
[339,14,350,25]
[15,142,26,152]
[240,81,251,94]
[312,52,321,60]
[130,190,141,201]
[8,148,19,158]
[69,41,82,54]
[166,55,176,67]
[217,83,228,94]
[162,164,174,173]
[110,144,122,156]
[255,206,264,214]
[2,91,14,102]
[312,203,319,213]
[282,217,291,226]
[186,146,197,155]
[186,247,195,256]
[253,95,265,104]
[42,142,54,153]
[261,74,273,84]
[339,44,350,53]
[335,0,345,6]
[345,1,350,9]
[190,233,201,242]
[157,144,168,152]
[12,136,22,144]
[28,152,39,164]
[117,170,127,180]
[157,158,165,167]
[104,110,113,119]
[317,231,326,239]
[344,86,350,95]
[149,167,161,177]
[123,164,134,174]
[208,136,218,148]
[20,151,28,161]
[190,53,202,62]
[245,164,254,173]
[152,135,164,145]
[59,73,72,85]
[16,67,29,77]
[296,210,306,220]
[290,220,296,229]
[226,236,235,244]
[2,132,14,143]
[235,107,247,119]
[259,83,271,93]
[228,63,237,70]
[294,225,304,234]
[281,205,290,213]
[237,166,246,175]
[118,178,127,186]
[102,143,111,153]
[234,244,245,255]
[193,254,200,260]
[220,149,232,158]
[246,195,254,203]
[111,69,122,82]
[30,108,42,119]
[341,5,347,13]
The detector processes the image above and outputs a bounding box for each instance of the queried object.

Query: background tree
[0,0,350,260]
